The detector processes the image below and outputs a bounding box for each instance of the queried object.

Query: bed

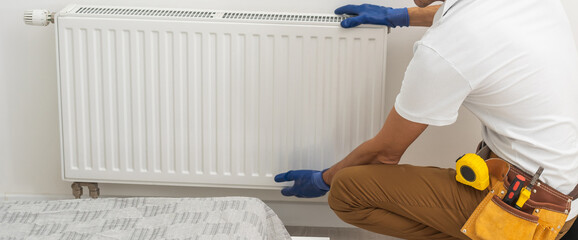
[0,196,292,240]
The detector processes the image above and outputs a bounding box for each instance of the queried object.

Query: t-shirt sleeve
[395,43,472,126]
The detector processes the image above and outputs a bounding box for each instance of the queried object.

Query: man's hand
[274,169,330,198]
[335,4,409,28]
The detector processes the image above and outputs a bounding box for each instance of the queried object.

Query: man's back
[399,0,578,219]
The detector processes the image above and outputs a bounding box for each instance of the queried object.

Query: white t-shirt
[395,0,578,220]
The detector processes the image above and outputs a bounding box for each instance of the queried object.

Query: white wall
[0,48,6,200]
[1,0,577,228]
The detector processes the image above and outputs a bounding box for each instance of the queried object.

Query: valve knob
[24,9,54,26]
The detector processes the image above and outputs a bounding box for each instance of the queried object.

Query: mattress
[0,196,292,240]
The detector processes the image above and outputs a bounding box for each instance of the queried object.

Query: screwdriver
[503,174,526,206]
[515,166,544,210]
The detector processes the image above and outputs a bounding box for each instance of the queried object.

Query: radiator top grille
[221,12,344,23]
[76,7,217,19]
[73,6,347,23]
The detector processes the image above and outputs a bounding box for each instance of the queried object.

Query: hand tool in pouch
[455,153,490,191]
[515,166,544,210]
[503,174,525,206]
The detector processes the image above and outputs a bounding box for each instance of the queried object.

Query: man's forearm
[321,138,392,187]
[322,108,428,186]
[408,5,441,27]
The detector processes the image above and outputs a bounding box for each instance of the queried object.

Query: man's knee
[327,166,369,214]
[328,165,401,229]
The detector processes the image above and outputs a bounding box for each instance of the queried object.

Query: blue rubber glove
[274,169,330,198]
[335,4,410,28]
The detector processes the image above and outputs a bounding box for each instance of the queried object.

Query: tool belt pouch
[461,159,571,240]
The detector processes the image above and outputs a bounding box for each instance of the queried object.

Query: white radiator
[39,5,388,189]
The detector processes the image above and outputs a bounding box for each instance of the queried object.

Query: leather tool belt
[460,142,578,240]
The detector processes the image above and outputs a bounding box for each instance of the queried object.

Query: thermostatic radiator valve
[24,9,54,26]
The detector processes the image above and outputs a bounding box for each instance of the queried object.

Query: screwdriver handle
[515,188,532,210]
[503,174,526,206]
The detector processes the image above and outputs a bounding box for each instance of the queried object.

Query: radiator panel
[57,11,387,189]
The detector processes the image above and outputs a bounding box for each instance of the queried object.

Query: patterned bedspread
[0,197,291,240]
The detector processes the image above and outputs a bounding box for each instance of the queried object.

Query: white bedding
[0,197,291,240]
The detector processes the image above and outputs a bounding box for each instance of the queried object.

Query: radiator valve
[23,9,54,26]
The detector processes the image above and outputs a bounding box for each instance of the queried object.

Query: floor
[286,226,401,240]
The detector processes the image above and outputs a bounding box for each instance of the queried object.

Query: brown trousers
[327,164,576,240]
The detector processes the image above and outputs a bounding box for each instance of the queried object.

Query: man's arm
[322,107,428,185]
[408,5,441,27]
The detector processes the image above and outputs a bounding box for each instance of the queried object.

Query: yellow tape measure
[455,153,489,191]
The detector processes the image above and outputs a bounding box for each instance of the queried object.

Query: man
[275,0,578,239]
